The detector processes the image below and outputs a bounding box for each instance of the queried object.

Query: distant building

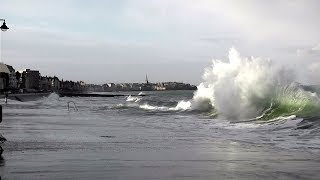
[0,63,10,91]
[6,64,18,89]
[48,76,61,91]
[61,80,85,92]
[40,76,50,91]
[22,69,40,90]
[79,81,86,86]
[104,83,116,91]
[61,80,72,91]
[155,82,166,90]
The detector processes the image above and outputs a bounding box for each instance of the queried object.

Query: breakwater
[1,93,51,102]
[59,93,146,97]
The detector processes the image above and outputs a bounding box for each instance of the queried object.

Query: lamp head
[0,21,9,32]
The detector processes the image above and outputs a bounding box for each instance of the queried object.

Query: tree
[16,71,21,81]
[15,71,21,89]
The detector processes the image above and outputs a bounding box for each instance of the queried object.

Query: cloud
[1,24,211,84]
[123,0,320,43]
[311,44,320,51]
[1,0,320,84]
[297,43,320,57]
[200,37,240,44]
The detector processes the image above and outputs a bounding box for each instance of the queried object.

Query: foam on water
[126,95,141,102]
[169,100,192,111]
[139,104,168,111]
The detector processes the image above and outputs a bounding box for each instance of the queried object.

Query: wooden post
[5,93,8,105]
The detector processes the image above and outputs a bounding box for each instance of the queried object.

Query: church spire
[145,74,149,84]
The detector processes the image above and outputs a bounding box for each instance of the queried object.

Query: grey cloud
[2,25,211,84]
[1,1,320,84]
[199,37,240,45]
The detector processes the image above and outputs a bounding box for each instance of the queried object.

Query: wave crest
[186,48,320,120]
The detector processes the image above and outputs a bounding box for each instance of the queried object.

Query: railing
[67,101,78,111]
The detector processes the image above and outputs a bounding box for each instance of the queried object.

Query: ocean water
[0,48,320,179]
[0,90,319,180]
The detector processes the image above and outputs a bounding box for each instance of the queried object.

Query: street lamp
[0,19,9,63]
[0,19,9,32]
[0,18,9,101]
[0,19,8,143]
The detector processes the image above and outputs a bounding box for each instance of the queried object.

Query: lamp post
[0,19,9,63]
[0,20,8,146]
[0,19,9,103]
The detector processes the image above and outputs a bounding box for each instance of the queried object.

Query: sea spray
[176,48,320,120]
[42,93,61,106]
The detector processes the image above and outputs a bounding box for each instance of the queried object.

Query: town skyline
[7,63,198,85]
[0,62,196,94]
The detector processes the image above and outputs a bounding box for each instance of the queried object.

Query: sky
[0,0,319,84]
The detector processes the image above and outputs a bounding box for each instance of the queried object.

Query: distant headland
[0,63,197,94]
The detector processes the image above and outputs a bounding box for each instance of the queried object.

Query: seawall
[1,92,51,102]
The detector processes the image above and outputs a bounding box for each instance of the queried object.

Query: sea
[0,48,320,179]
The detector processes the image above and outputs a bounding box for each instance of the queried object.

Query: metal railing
[67,101,78,111]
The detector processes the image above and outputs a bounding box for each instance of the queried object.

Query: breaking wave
[178,48,320,120]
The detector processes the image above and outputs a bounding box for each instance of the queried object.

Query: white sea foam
[138,92,145,96]
[126,95,141,102]
[169,100,191,111]
[139,104,168,111]
[174,48,296,119]
[139,102,191,111]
